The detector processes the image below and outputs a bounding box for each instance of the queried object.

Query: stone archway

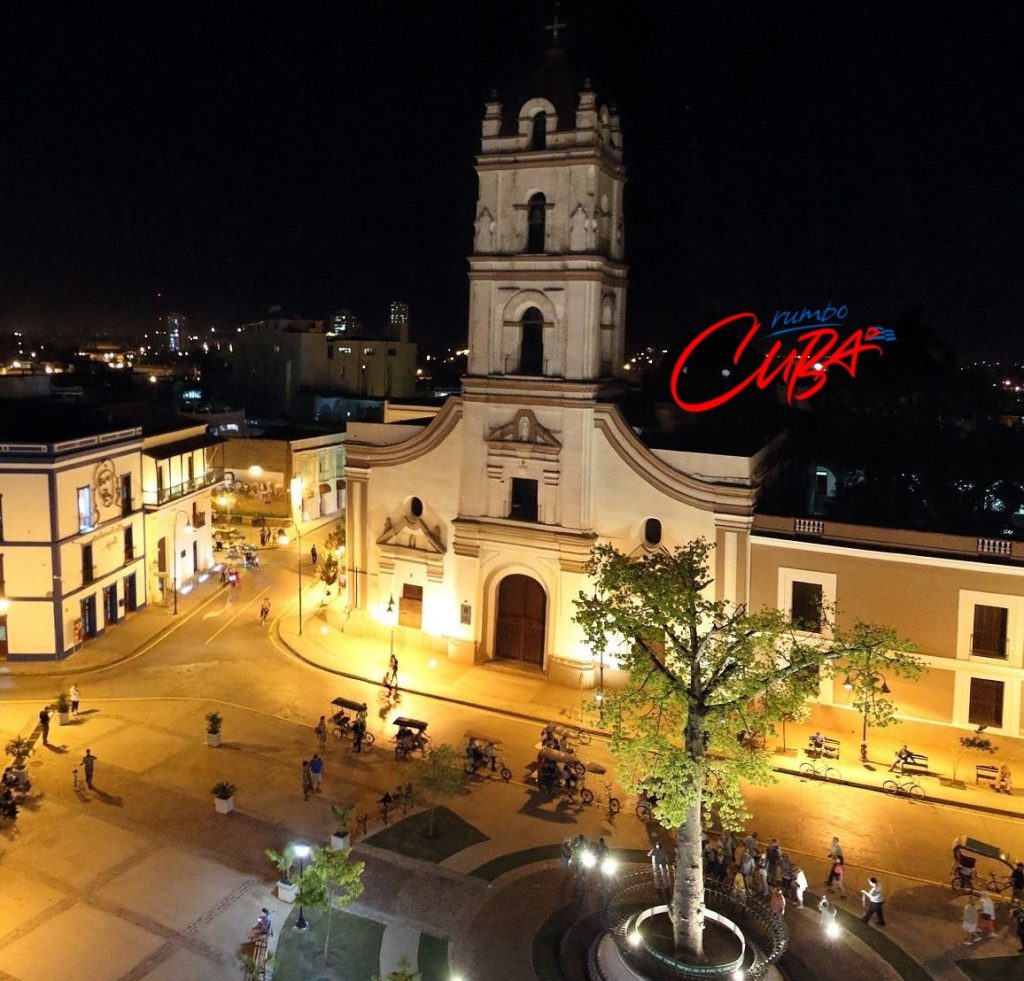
[494,574,546,665]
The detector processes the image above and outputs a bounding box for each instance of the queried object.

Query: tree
[371,957,419,981]
[412,744,464,838]
[573,540,919,961]
[324,524,346,554]
[317,553,339,592]
[296,845,365,964]
[952,731,998,785]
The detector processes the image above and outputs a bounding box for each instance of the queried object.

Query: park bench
[244,935,269,980]
[892,751,928,774]
[806,736,840,760]
[976,764,999,786]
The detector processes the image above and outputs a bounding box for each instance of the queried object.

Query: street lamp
[842,670,891,763]
[172,510,193,616]
[293,843,310,931]
[386,594,396,663]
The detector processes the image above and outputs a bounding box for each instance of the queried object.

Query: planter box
[206,733,222,747]
[58,711,71,726]
[213,796,234,814]
[330,832,351,851]
[277,880,298,903]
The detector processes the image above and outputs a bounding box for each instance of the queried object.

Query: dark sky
[1,2,1021,357]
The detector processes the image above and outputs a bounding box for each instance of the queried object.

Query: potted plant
[5,736,31,765]
[212,781,236,814]
[55,691,72,725]
[330,804,354,850]
[265,845,298,902]
[205,712,223,747]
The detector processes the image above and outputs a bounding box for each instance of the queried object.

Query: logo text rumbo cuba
[669,304,897,413]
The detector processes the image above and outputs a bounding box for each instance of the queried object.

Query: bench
[892,752,928,774]
[976,764,999,786]
[807,737,840,760]
[244,935,269,980]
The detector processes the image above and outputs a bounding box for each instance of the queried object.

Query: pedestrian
[962,898,979,945]
[826,837,844,887]
[309,753,323,793]
[793,865,808,908]
[69,684,81,716]
[389,652,399,678]
[720,831,737,864]
[310,545,318,565]
[766,837,781,882]
[1012,862,1024,906]
[259,598,271,626]
[997,762,1013,794]
[818,897,839,937]
[384,668,399,701]
[978,892,996,939]
[81,749,96,789]
[740,849,755,893]
[829,858,847,898]
[561,839,574,880]
[861,877,886,927]
[1011,906,1024,952]
[254,908,273,937]
[648,842,670,890]
[315,715,328,749]
[301,760,313,800]
[38,708,51,746]
[769,885,786,919]
[744,830,761,857]
[731,866,747,900]
[755,854,770,897]
[352,716,366,753]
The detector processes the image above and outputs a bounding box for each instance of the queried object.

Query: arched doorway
[494,574,546,665]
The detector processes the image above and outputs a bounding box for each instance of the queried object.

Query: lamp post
[842,669,891,763]
[386,594,396,664]
[293,843,310,931]
[172,510,193,616]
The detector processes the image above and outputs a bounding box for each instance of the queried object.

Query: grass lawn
[366,806,488,863]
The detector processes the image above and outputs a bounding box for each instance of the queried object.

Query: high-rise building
[389,302,409,342]
[328,310,359,336]
[163,313,188,353]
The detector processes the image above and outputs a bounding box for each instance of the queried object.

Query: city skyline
[1,2,1020,357]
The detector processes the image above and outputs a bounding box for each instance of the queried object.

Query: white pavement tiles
[379,923,421,978]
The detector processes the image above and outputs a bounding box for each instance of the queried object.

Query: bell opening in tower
[527,193,546,253]
[520,308,544,375]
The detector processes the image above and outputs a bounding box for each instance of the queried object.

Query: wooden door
[495,575,546,665]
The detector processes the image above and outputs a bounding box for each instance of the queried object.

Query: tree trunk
[323,890,333,962]
[673,720,706,959]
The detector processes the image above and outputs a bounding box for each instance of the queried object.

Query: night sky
[2,2,1021,357]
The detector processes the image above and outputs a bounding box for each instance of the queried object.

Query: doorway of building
[0,615,7,660]
[123,573,137,613]
[80,595,97,638]
[494,574,546,665]
[103,584,118,626]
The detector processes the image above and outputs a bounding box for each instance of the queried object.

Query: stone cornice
[343,399,463,470]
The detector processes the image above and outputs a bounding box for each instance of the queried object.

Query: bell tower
[465,49,628,390]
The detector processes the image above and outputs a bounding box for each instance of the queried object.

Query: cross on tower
[545,4,567,45]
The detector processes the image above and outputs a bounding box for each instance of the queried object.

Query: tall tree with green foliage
[412,744,464,838]
[573,540,919,961]
[296,845,365,964]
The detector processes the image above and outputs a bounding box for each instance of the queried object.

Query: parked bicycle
[882,776,925,800]
[636,788,659,823]
[799,759,840,782]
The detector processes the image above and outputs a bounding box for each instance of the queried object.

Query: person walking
[389,652,399,678]
[1011,862,1024,906]
[731,866,747,900]
[259,598,271,626]
[310,545,318,566]
[793,865,808,908]
[648,842,670,890]
[352,715,366,753]
[69,684,81,716]
[826,837,844,888]
[560,838,574,881]
[309,753,323,793]
[978,892,996,939]
[755,854,770,897]
[740,849,755,893]
[861,877,886,927]
[38,708,51,747]
[315,716,328,749]
[1011,906,1024,952]
[828,858,847,898]
[818,897,839,937]
[769,885,786,919]
[81,749,96,789]
[301,760,313,800]
[962,898,979,945]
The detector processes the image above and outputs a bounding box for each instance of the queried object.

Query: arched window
[520,308,544,375]
[527,193,546,253]
[408,496,423,518]
[643,518,662,547]
[531,111,547,150]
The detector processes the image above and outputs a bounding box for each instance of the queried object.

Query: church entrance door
[495,575,546,665]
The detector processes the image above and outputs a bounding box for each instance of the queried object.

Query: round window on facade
[643,517,662,547]
[409,496,424,518]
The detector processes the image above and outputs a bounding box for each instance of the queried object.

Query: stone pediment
[376,515,446,555]
[486,409,561,457]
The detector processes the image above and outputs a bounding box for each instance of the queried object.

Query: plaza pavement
[2,548,1024,978]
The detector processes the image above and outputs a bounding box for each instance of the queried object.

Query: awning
[144,433,225,460]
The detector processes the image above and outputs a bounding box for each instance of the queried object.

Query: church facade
[344,70,772,686]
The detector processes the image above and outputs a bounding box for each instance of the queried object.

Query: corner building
[345,51,761,685]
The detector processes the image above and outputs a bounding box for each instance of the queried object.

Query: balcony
[142,469,224,508]
[971,633,1009,659]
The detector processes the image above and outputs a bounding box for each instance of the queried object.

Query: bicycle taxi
[328,697,375,746]
[463,731,512,781]
[534,745,594,802]
[952,835,1018,898]
[393,717,430,760]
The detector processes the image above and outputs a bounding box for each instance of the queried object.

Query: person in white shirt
[860,877,886,926]
[793,865,808,907]
[978,892,996,938]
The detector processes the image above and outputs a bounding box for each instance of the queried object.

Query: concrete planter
[58,711,71,726]
[206,733,222,748]
[277,880,298,903]
[213,796,234,815]
[330,832,351,851]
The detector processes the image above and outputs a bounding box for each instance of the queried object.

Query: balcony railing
[142,469,224,507]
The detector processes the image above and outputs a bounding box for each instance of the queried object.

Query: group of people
[301,754,324,800]
[560,833,610,884]
[710,831,811,912]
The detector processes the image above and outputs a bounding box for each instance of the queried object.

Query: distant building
[389,302,410,341]
[328,310,359,337]
[162,312,188,353]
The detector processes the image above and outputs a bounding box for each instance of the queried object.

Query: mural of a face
[94,459,118,509]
